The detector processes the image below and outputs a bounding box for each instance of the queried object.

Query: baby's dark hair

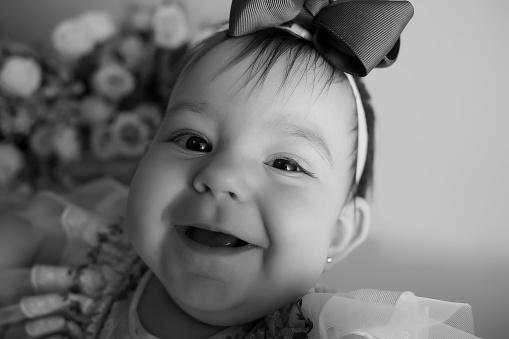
[171,28,375,199]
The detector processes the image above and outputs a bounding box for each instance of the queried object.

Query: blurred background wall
[1,0,508,337]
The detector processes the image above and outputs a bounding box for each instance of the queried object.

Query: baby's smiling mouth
[183,226,251,248]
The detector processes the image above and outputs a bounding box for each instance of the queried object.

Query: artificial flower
[127,5,156,32]
[29,125,55,158]
[117,35,147,70]
[80,96,115,125]
[79,11,117,44]
[152,4,191,49]
[52,18,96,59]
[52,125,81,162]
[130,9,154,31]
[0,143,24,187]
[0,56,42,98]
[126,0,163,31]
[91,63,136,102]
[111,113,149,157]
[89,124,118,161]
[0,0,211,186]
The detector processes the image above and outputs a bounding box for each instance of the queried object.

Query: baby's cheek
[126,156,166,236]
[127,147,195,249]
[262,185,334,249]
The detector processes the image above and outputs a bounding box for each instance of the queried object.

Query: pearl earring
[327,257,332,263]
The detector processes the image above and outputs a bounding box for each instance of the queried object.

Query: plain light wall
[1,0,508,338]
[323,1,509,338]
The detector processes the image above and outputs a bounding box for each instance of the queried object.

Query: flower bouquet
[0,0,210,192]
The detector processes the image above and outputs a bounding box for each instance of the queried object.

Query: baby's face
[126,39,357,325]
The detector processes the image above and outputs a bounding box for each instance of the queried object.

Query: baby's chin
[164,274,314,327]
[175,293,286,327]
[164,281,263,326]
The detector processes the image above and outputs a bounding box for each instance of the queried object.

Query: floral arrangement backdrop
[0,0,216,194]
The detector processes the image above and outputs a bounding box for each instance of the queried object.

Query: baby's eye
[266,156,316,177]
[272,158,300,172]
[172,133,212,152]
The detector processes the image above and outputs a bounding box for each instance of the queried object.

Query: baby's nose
[192,155,256,202]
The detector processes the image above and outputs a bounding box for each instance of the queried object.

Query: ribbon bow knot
[229,0,414,76]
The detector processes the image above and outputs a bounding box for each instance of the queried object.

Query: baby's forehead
[171,37,358,134]
[178,37,351,102]
[176,43,355,120]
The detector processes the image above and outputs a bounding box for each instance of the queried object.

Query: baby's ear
[327,197,370,265]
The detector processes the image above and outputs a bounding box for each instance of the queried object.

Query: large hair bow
[229,0,414,77]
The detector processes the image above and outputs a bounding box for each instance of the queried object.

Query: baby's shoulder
[284,287,479,339]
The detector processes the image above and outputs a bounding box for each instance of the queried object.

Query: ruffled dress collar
[128,272,480,339]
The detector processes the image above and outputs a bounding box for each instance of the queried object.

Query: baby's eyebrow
[165,101,333,165]
[165,101,209,117]
[274,121,334,166]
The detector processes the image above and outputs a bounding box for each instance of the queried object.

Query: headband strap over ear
[346,73,368,184]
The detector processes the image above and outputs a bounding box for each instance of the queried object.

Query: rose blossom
[52,18,96,59]
[78,11,117,44]
[118,36,147,70]
[0,57,42,98]
[152,4,191,49]
[0,143,24,187]
[127,0,163,31]
[91,63,136,102]
[129,7,154,31]
[111,113,149,157]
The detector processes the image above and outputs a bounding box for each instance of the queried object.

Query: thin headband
[346,73,368,184]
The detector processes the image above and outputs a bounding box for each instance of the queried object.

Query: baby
[0,0,480,338]
[125,29,371,339]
